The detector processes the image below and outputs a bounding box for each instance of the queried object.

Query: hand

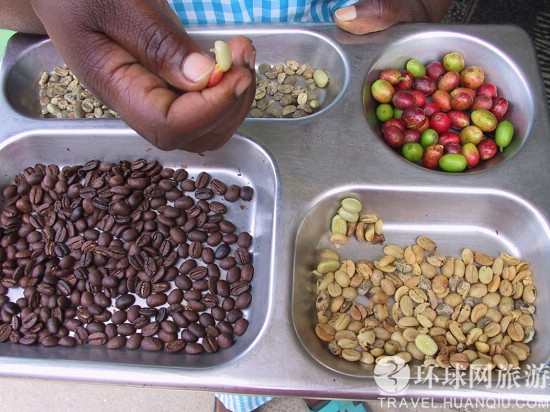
[334,0,452,34]
[29,0,256,152]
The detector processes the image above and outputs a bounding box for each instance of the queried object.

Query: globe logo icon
[374,356,410,395]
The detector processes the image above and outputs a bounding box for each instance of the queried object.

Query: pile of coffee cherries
[370,52,515,172]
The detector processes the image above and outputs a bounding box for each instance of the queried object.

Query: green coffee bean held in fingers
[495,120,515,152]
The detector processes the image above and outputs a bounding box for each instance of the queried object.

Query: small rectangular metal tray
[0,130,278,369]
[1,30,348,121]
[293,185,550,378]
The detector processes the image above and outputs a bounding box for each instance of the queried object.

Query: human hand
[29,0,256,152]
[334,0,452,34]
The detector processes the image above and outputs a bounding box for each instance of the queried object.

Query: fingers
[334,0,431,35]
[92,0,216,92]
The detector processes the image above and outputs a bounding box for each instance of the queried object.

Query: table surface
[1,23,550,403]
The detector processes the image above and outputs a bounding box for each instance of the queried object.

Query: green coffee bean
[341,198,362,213]
[316,259,341,274]
[212,40,232,72]
[414,333,438,356]
[313,69,329,88]
[331,215,347,235]
[495,120,514,152]
[337,207,359,223]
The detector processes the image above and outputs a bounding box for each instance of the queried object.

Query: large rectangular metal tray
[1,23,550,401]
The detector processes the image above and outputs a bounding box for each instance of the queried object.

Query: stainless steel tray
[1,23,550,401]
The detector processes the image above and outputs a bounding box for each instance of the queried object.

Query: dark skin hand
[334,0,453,34]
[0,0,452,153]
[1,0,256,153]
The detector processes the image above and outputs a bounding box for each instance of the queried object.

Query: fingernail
[244,45,257,70]
[183,52,215,83]
[334,6,356,22]
[235,75,252,98]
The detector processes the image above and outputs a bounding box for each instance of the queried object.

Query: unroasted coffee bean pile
[0,159,254,354]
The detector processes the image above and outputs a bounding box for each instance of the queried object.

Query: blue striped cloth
[167,0,357,24]
[215,393,274,412]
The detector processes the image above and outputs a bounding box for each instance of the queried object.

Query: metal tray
[1,23,550,401]
[0,130,278,369]
[293,185,550,378]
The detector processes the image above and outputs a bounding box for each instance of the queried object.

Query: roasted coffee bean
[226,267,241,284]
[88,332,107,346]
[105,323,118,340]
[241,263,254,282]
[126,333,143,350]
[188,322,206,338]
[58,336,77,347]
[195,188,213,200]
[233,318,249,336]
[174,275,192,291]
[216,320,233,333]
[111,310,127,325]
[19,333,38,345]
[217,332,233,349]
[0,323,11,342]
[202,293,218,308]
[141,321,160,337]
[211,306,226,321]
[220,257,236,270]
[230,280,250,296]
[106,335,127,349]
[188,300,206,312]
[183,309,199,323]
[189,266,208,281]
[205,325,219,337]
[181,328,198,343]
[141,336,163,351]
[203,336,219,353]
[116,294,136,310]
[201,247,215,264]
[171,312,189,328]
[192,279,209,292]
[222,233,238,245]
[117,323,136,336]
[237,232,252,248]
[166,289,183,305]
[219,220,236,234]
[239,186,254,201]
[235,248,251,265]
[207,232,223,247]
[235,292,252,310]
[214,243,231,260]
[224,185,240,202]
[179,259,197,275]
[166,339,186,353]
[185,342,204,354]
[146,293,167,308]
[210,179,226,195]
[217,280,230,298]
[221,297,235,312]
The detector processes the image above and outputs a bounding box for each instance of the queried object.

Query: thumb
[96,0,216,91]
[334,0,404,35]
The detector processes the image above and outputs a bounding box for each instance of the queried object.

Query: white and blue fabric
[167,0,357,24]
[215,393,275,412]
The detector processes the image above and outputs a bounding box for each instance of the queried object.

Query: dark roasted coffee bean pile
[0,159,254,354]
